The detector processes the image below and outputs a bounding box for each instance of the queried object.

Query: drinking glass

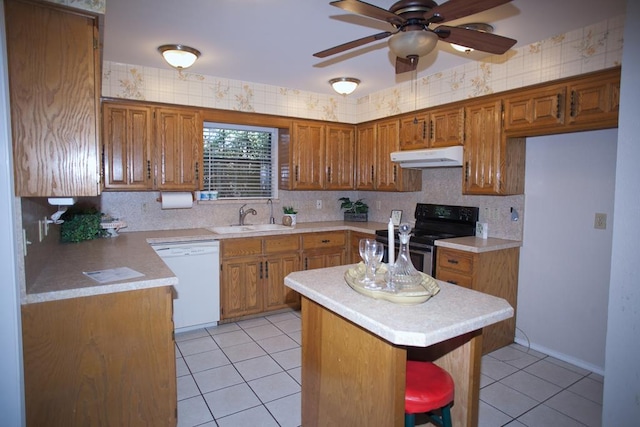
[364,242,384,290]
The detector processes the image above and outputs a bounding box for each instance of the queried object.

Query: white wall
[0,0,25,424]
[603,0,640,423]
[518,130,617,374]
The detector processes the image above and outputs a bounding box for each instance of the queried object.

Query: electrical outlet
[594,213,607,230]
[316,199,322,210]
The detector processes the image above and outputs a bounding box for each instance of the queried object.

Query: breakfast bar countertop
[284,264,514,348]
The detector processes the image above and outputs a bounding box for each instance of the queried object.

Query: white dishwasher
[152,240,220,331]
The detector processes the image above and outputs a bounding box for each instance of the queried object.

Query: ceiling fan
[314,0,517,74]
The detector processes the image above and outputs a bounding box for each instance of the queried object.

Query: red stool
[405,360,455,427]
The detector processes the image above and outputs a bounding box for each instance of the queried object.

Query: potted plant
[339,197,369,222]
[282,206,298,226]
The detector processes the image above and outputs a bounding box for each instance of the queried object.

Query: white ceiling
[102,0,627,97]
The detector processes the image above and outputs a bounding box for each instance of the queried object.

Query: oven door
[377,240,435,277]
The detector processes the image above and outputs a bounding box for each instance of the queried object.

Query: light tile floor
[175,311,603,427]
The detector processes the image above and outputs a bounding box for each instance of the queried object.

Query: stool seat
[405,361,455,427]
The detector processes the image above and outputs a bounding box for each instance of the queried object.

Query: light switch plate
[594,213,607,230]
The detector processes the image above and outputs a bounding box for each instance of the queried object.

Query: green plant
[60,208,108,243]
[339,197,369,214]
[283,206,298,214]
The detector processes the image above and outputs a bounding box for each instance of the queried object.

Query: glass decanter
[389,223,423,291]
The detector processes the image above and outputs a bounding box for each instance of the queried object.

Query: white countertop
[284,265,514,347]
[23,221,383,304]
[436,236,522,253]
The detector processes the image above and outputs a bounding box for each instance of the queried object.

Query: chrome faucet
[238,204,257,226]
[267,199,275,224]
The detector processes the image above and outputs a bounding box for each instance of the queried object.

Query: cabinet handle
[295,165,299,182]
[321,239,330,243]
[556,93,562,119]
[465,162,469,183]
[147,160,151,179]
[570,90,576,117]
[393,165,397,181]
[327,166,331,183]
[447,280,458,285]
[195,161,199,180]
[447,259,459,264]
[304,258,308,270]
[429,120,434,141]
[259,261,263,279]
[265,261,269,279]
[422,121,427,140]
[371,165,374,181]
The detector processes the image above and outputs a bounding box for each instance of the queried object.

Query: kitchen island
[284,265,514,427]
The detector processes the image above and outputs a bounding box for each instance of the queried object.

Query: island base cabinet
[21,287,177,427]
[301,297,483,427]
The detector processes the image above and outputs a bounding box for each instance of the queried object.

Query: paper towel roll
[160,192,193,210]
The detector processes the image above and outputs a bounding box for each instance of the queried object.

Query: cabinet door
[156,108,202,190]
[504,86,565,134]
[103,103,153,190]
[6,0,100,197]
[264,254,301,310]
[375,119,400,191]
[464,100,503,194]
[567,73,620,129]
[292,121,325,190]
[430,107,464,147]
[355,124,376,190]
[399,114,429,150]
[220,257,262,319]
[325,124,355,190]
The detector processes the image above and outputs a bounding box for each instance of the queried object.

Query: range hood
[390,145,464,168]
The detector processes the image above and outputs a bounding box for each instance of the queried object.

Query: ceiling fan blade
[330,0,405,26]
[435,25,516,54]
[313,31,392,58]
[425,0,512,23]
[395,56,418,74]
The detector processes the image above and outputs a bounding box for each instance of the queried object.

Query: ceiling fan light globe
[158,44,201,69]
[451,43,474,53]
[388,30,438,59]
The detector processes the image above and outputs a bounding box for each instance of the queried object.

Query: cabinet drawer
[437,248,474,274]
[221,238,262,258]
[436,269,473,288]
[302,231,346,250]
[264,235,300,254]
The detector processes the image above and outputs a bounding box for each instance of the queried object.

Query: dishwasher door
[152,240,220,331]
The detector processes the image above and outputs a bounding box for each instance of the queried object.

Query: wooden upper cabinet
[567,70,620,129]
[430,106,464,147]
[291,121,325,190]
[102,103,153,190]
[6,0,101,197]
[374,119,400,191]
[355,124,376,190]
[504,85,565,134]
[399,114,429,150]
[155,107,202,190]
[325,124,355,190]
[464,99,503,195]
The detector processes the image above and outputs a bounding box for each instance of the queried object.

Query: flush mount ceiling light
[388,30,439,59]
[329,77,361,95]
[158,44,201,69]
[450,23,495,54]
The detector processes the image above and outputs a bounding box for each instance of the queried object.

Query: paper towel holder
[156,192,196,203]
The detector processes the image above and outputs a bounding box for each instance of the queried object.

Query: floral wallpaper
[42,0,105,14]
[102,14,624,124]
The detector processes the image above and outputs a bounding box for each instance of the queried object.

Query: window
[202,123,278,199]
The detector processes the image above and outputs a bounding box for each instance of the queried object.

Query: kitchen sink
[208,224,291,234]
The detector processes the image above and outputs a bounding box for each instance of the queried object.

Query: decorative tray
[343,263,440,305]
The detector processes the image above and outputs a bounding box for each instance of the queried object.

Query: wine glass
[358,239,377,284]
[364,242,384,290]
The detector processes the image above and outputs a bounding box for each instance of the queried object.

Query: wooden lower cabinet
[220,235,300,320]
[21,286,176,427]
[348,230,374,264]
[301,231,347,270]
[436,247,520,354]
